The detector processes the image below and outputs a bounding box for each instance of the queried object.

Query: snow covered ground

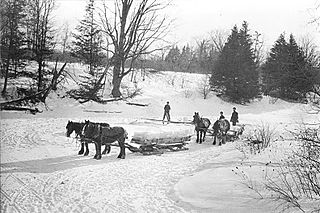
[0,68,319,212]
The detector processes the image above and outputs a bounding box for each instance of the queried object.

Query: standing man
[219,111,225,120]
[163,101,171,123]
[230,107,239,126]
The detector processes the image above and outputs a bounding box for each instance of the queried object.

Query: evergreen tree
[71,0,104,75]
[263,34,316,100]
[164,46,180,71]
[70,0,106,102]
[237,21,260,100]
[210,21,260,103]
[262,34,287,96]
[178,45,192,72]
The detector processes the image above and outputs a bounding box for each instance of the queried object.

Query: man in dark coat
[163,101,171,123]
[230,107,239,126]
[219,111,225,120]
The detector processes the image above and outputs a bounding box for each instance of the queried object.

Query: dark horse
[212,118,230,146]
[82,121,128,160]
[192,112,211,143]
[66,120,110,156]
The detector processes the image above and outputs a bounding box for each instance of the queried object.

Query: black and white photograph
[0,0,319,212]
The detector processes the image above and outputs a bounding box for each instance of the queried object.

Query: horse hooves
[102,151,106,155]
[84,152,89,156]
[78,151,84,155]
[95,155,102,160]
[213,143,216,145]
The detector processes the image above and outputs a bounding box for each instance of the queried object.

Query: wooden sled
[127,135,191,155]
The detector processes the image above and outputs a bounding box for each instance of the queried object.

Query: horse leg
[196,131,199,143]
[203,131,207,142]
[106,145,111,154]
[78,142,84,155]
[102,145,111,155]
[93,142,98,159]
[213,135,216,145]
[102,144,107,155]
[96,140,102,160]
[117,138,126,159]
[199,131,203,144]
[84,142,89,156]
[222,134,226,144]
[219,135,222,146]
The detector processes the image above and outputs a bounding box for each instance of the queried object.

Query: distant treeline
[1,0,319,104]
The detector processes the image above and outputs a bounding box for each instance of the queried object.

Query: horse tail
[123,129,128,139]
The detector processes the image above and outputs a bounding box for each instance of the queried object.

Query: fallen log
[0,105,42,114]
[126,102,149,107]
[0,88,48,106]
[100,97,123,103]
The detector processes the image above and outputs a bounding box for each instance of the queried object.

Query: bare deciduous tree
[50,23,71,92]
[26,0,56,92]
[308,1,320,29]
[198,74,211,99]
[99,0,170,97]
[208,29,228,53]
[299,34,320,67]
[1,0,27,95]
[253,31,265,66]
[299,35,320,113]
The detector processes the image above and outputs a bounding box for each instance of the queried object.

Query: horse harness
[83,123,124,144]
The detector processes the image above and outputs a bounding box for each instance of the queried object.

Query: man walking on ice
[163,101,171,124]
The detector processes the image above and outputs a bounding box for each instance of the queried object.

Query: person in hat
[230,107,239,126]
[219,111,225,120]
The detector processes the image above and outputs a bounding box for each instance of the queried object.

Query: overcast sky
[54,0,320,48]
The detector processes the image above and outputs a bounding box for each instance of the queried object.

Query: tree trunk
[37,60,43,91]
[111,62,122,98]
[2,59,10,95]
[112,75,122,98]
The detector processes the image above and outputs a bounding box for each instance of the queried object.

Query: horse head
[192,112,201,125]
[66,120,74,137]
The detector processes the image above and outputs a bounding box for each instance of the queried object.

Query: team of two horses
[192,112,231,145]
[66,120,127,159]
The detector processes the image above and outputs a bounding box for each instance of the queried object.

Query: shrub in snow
[306,90,320,113]
[238,124,320,212]
[264,125,320,212]
[198,74,211,99]
[238,122,277,156]
[121,82,142,99]
[166,74,176,86]
[183,90,193,98]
